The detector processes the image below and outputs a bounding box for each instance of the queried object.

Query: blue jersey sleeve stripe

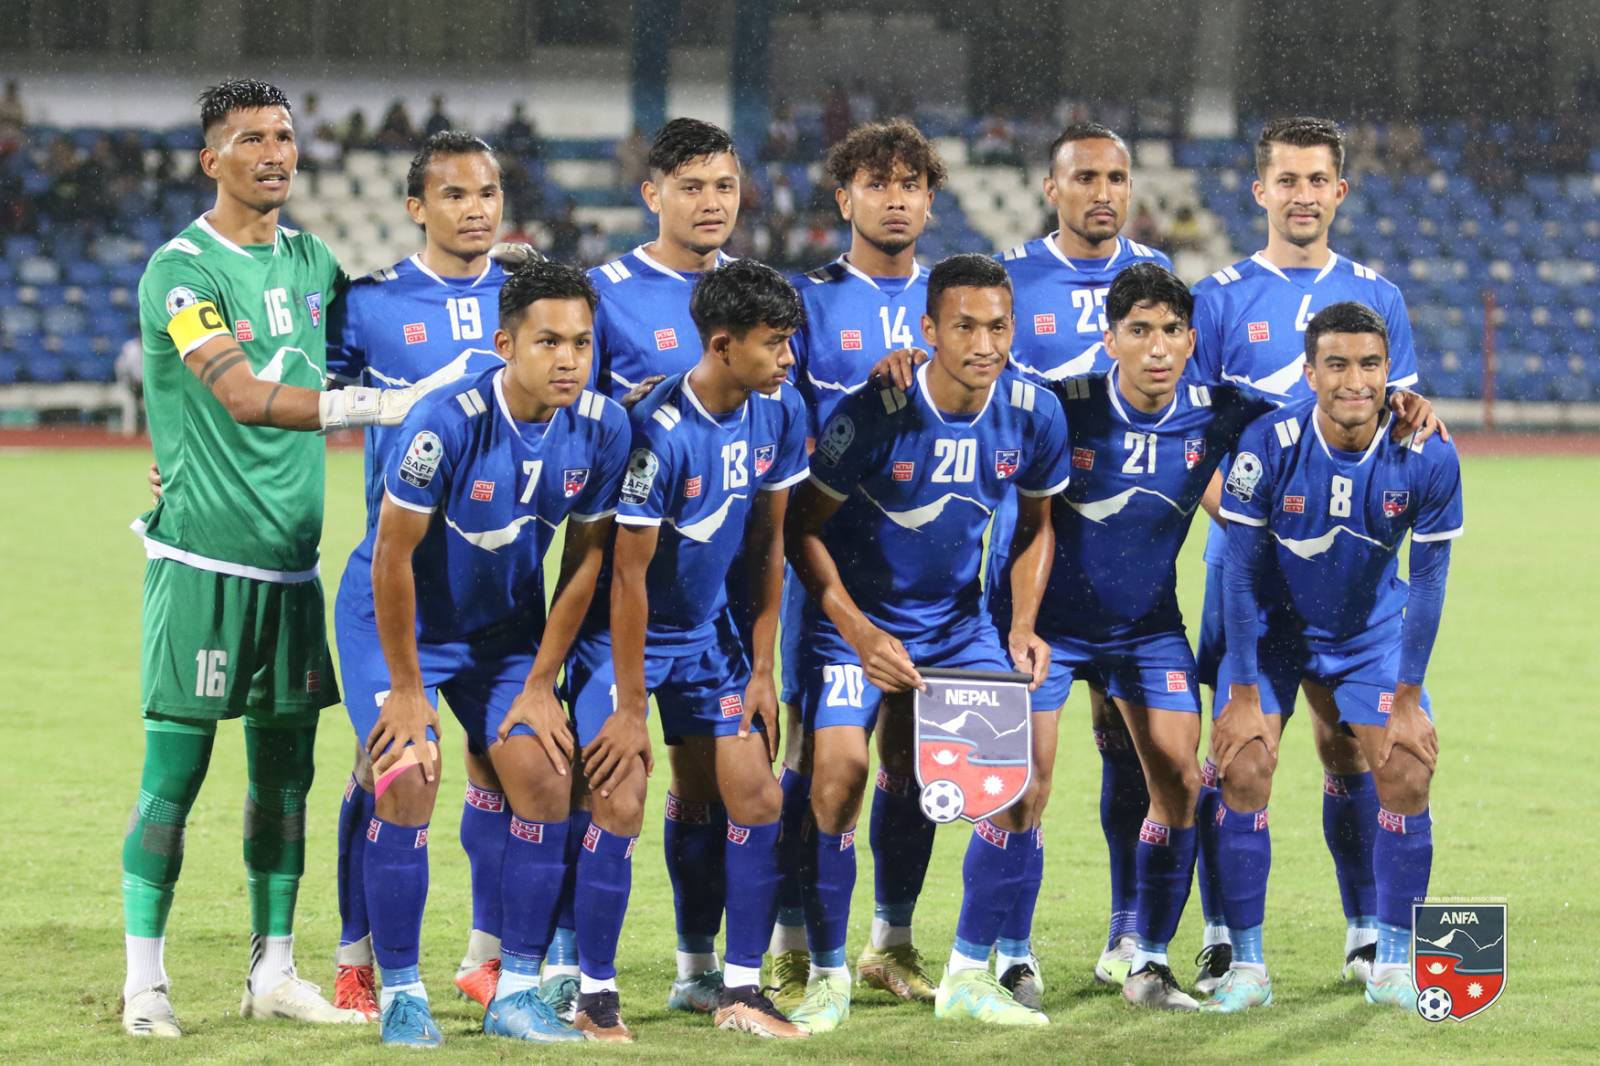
[570,508,617,523]
[1017,474,1071,498]
[1217,506,1266,527]
[807,472,849,501]
[760,468,810,492]
[1411,526,1463,543]
[384,488,435,514]
[615,514,662,527]
[1387,371,1419,389]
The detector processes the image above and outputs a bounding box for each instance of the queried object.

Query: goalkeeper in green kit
[121,79,428,1038]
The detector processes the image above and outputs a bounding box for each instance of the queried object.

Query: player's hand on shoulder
[488,242,543,269]
[867,347,928,391]
[1007,626,1051,692]
[739,672,780,762]
[1213,683,1275,774]
[147,463,163,502]
[848,622,924,694]
[1378,684,1438,771]
[368,687,441,784]
[499,684,574,775]
[621,374,666,411]
[1388,390,1449,445]
[583,708,654,798]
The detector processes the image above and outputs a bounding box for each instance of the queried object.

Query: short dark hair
[406,130,498,199]
[926,253,1012,319]
[198,79,292,140]
[1256,116,1345,176]
[689,259,805,344]
[1046,122,1128,170]
[498,260,598,329]
[648,117,737,178]
[824,118,947,190]
[1105,262,1194,327]
[1304,301,1388,362]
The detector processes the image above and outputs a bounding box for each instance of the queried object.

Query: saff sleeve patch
[399,430,444,488]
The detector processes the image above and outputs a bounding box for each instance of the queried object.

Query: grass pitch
[2,445,1596,1064]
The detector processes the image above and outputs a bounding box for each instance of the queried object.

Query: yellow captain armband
[167,299,232,357]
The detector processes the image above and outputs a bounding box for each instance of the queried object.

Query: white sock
[771,922,808,954]
[724,962,762,990]
[461,929,500,967]
[995,950,1033,975]
[946,948,988,975]
[1129,946,1168,973]
[1203,922,1232,948]
[1373,960,1408,981]
[336,933,374,968]
[124,935,168,999]
[495,968,540,999]
[250,934,296,996]
[808,962,850,984]
[1232,960,1268,977]
[379,979,426,1011]
[1345,921,1378,955]
[579,972,618,994]
[869,918,911,949]
[543,961,580,979]
[676,950,718,980]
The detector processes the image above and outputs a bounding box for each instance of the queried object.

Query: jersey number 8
[1330,475,1353,517]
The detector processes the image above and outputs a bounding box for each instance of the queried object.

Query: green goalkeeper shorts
[140,557,339,721]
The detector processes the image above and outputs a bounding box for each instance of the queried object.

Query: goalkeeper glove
[318,385,423,430]
[488,241,544,269]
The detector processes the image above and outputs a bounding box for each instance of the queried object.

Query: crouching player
[1208,301,1461,1013]
[563,259,811,1039]
[343,261,629,1046]
[785,254,1073,1030]
[994,263,1280,1011]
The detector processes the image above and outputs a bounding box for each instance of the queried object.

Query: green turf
[2,447,1596,1064]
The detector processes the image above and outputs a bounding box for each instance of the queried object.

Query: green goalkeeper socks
[243,719,317,937]
[122,726,215,938]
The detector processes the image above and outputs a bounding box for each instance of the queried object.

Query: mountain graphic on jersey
[913,668,1033,824]
[1412,901,1506,1022]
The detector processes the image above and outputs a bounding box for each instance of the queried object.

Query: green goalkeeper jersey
[135,215,347,579]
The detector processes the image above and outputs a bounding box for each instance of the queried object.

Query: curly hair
[824,118,947,190]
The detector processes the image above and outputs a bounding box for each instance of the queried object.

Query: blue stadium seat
[23,353,68,384]
[0,354,18,385]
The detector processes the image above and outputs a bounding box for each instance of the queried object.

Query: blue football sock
[723,819,782,971]
[869,770,936,928]
[998,826,1044,943]
[575,822,635,981]
[1195,758,1227,931]
[775,768,810,927]
[1322,772,1379,923]
[459,782,510,940]
[1375,807,1432,965]
[1232,923,1265,967]
[1216,803,1271,961]
[1136,820,1198,945]
[953,820,1033,961]
[803,827,856,969]
[336,777,373,948]
[663,794,726,953]
[1096,729,1148,946]
[546,809,591,967]
[362,816,429,973]
[499,816,568,975]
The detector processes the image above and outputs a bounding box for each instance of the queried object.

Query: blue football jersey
[991,371,1275,641]
[1218,398,1464,646]
[808,364,1073,640]
[999,234,1172,379]
[325,254,509,535]
[790,256,929,435]
[377,367,630,646]
[587,246,734,401]
[613,373,809,650]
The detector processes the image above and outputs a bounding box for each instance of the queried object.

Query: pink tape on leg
[373,741,439,801]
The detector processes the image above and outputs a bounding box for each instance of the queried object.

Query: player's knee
[1221,741,1276,808]
[374,769,438,825]
[735,774,783,825]
[1373,748,1432,813]
[595,773,647,836]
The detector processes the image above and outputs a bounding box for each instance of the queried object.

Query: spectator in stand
[769,168,796,219]
[499,152,544,228]
[547,198,581,261]
[302,118,342,172]
[423,94,453,138]
[1166,204,1205,255]
[973,114,1022,166]
[1386,120,1428,175]
[577,222,608,268]
[822,82,853,146]
[0,79,23,151]
[501,102,540,158]
[614,123,649,190]
[1128,203,1163,249]
[765,103,798,161]
[343,108,372,152]
[112,132,148,200]
[376,99,418,150]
